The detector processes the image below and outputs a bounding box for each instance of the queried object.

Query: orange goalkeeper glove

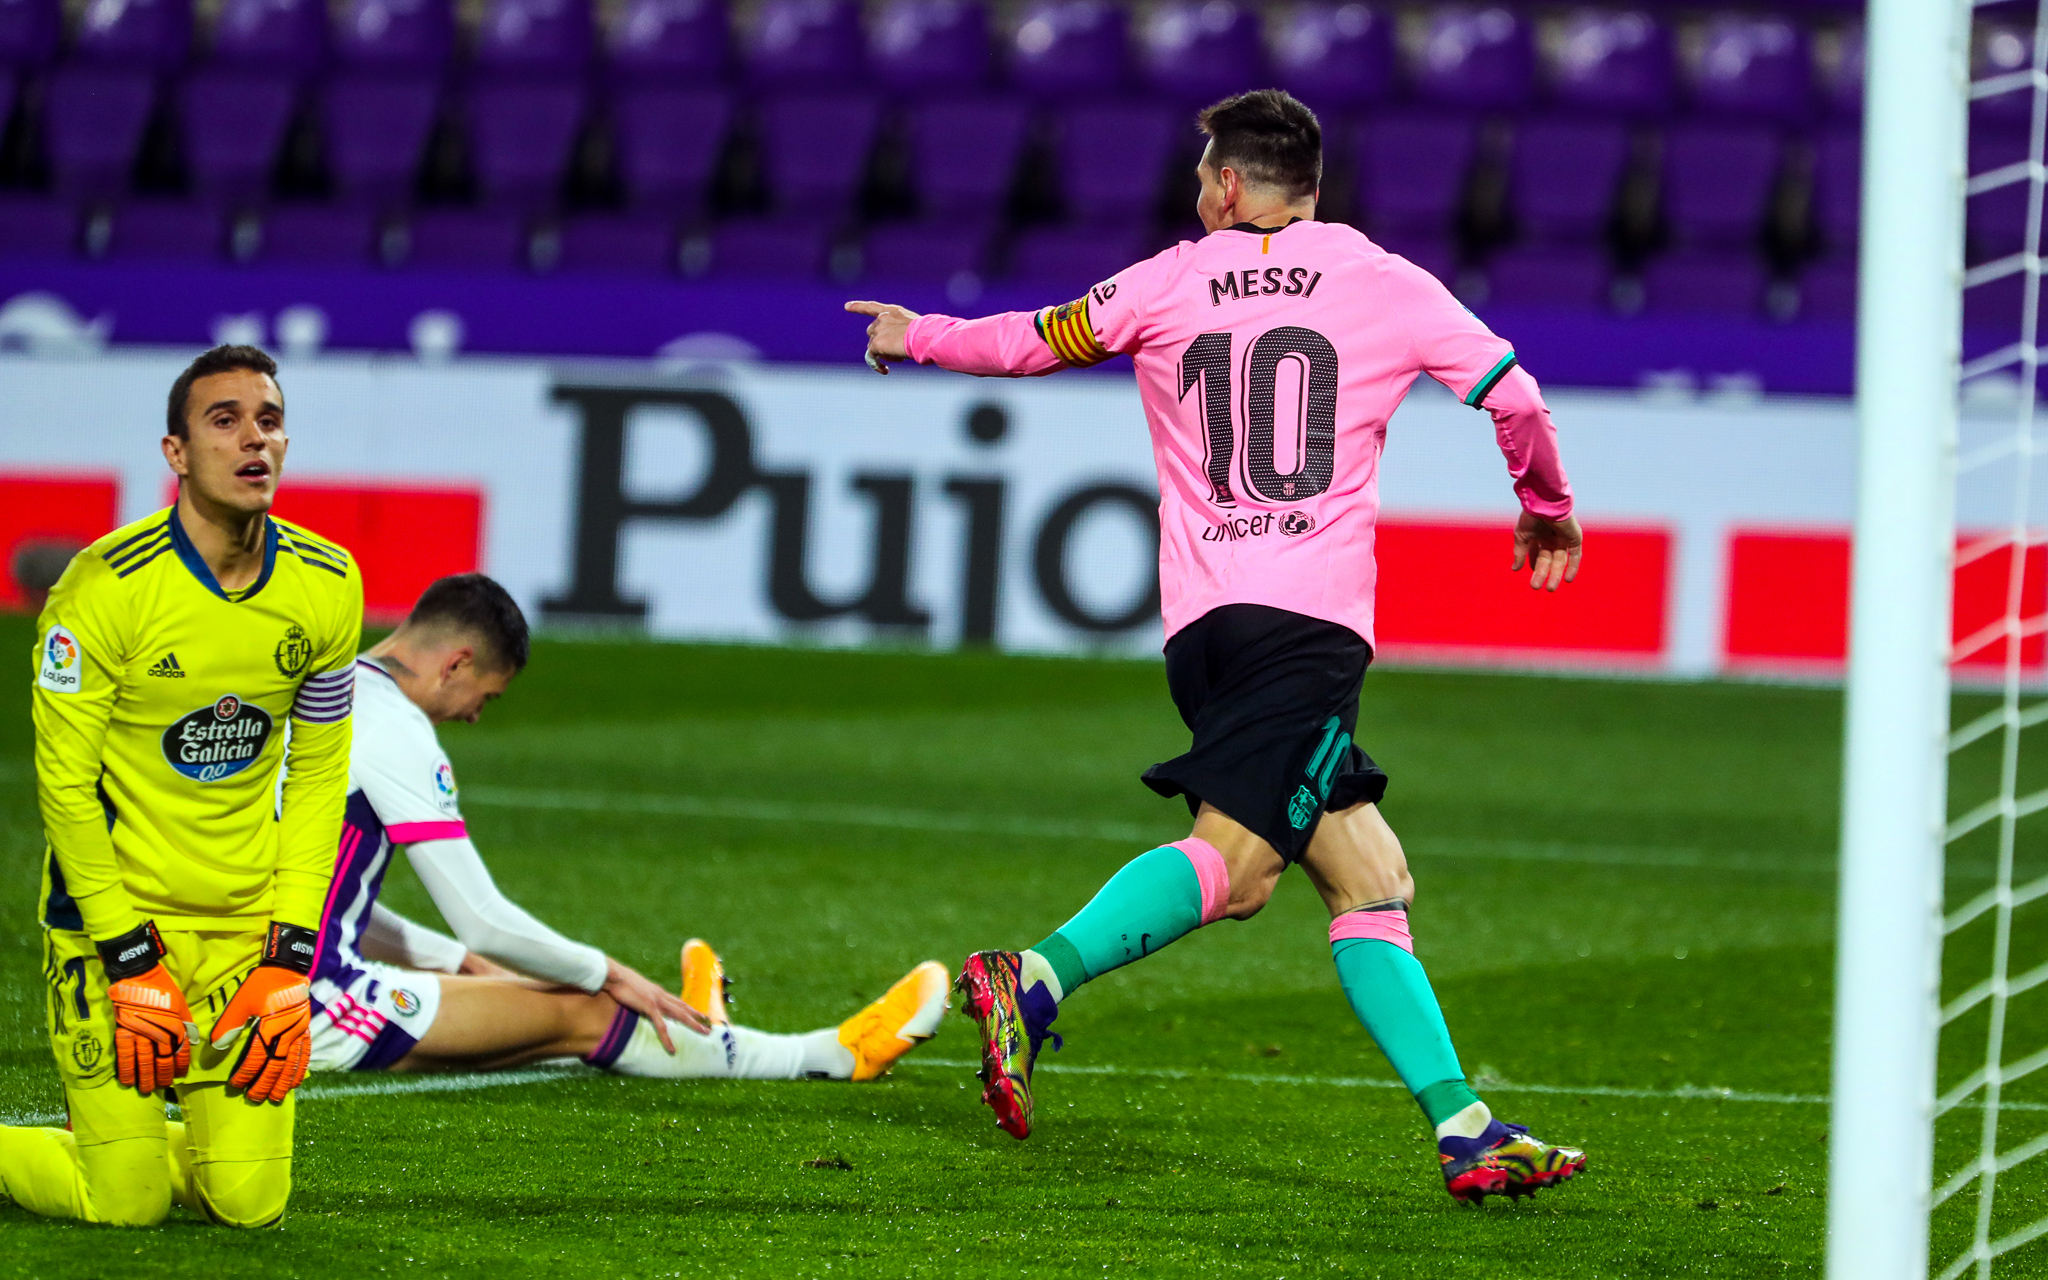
[97,921,198,1096]
[209,923,317,1104]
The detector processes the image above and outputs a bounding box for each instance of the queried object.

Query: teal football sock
[1329,909,1481,1127]
[1026,839,1231,1000]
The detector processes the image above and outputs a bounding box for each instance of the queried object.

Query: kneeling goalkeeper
[1,345,362,1227]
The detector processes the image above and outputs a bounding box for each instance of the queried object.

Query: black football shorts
[1141,603,1388,865]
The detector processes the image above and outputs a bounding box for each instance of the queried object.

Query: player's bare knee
[1223,862,1282,919]
[195,1163,290,1229]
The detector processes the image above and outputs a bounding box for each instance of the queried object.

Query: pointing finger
[844,301,885,316]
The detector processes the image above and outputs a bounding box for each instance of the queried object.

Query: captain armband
[1034,296,1113,368]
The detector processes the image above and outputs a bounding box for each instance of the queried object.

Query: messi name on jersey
[162,695,274,783]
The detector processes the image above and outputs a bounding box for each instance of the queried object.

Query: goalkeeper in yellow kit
[0,345,363,1228]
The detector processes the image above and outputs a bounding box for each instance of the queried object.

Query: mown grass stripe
[7,1056,2037,1128]
[461,785,1849,875]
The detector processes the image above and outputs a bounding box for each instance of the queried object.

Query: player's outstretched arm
[404,835,709,1045]
[845,300,1065,379]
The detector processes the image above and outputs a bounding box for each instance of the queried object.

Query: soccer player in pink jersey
[846,89,1587,1203]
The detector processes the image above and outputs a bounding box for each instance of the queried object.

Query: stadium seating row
[0,0,1878,116]
[0,0,2027,326]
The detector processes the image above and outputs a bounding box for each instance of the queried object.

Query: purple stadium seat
[746,0,863,88]
[758,92,880,215]
[1642,249,1767,316]
[468,79,588,209]
[74,0,191,68]
[257,204,381,264]
[1372,230,1457,286]
[871,0,989,97]
[43,66,159,198]
[476,0,592,76]
[1484,244,1609,309]
[1140,0,1261,105]
[1009,224,1145,292]
[1271,4,1394,111]
[337,0,453,70]
[1661,122,1781,248]
[1546,9,1672,116]
[1355,110,1479,238]
[1820,22,1862,118]
[612,86,731,214]
[1688,15,1810,121]
[1412,6,1532,112]
[1055,100,1177,224]
[210,0,326,73]
[404,207,530,269]
[862,218,991,281]
[0,0,61,66]
[707,216,831,277]
[1975,22,2031,126]
[1800,252,1855,323]
[557,211,676,272]
[906,95,1026,219]
[178,72,300,203]
[0,195,76,255]
[610,0,727,80]
[322,72,441,206]
[1010,0,1128,99]
[106,201,226,261]
[1812,126,1859,253]
[1511,117,1628,243]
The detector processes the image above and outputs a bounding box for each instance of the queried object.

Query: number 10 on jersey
[1179,325,1340,509]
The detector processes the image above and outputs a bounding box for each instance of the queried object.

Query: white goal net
[1830,0,2048,1276]
[1930,5,2048,1274]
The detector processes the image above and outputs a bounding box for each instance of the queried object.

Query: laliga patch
[432,760,459,812]
[37,624,83,694]
[162,694,274,783]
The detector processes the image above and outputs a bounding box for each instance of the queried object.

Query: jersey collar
[1225,216,1306,235]
[168,504,279,602]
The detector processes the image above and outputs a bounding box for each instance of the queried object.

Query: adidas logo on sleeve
[146,653,186,679]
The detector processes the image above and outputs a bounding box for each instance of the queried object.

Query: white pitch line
[6,1057,2040,1121]
[461,785,1844,875]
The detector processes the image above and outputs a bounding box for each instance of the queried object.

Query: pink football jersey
[903,219,1573,648]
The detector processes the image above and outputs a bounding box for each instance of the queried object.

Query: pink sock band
[1171,837,1231,925]
[1330,908,1414,953]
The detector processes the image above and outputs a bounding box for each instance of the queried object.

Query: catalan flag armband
[1035,296,1112,367]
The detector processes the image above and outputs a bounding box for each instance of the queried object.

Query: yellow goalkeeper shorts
[24,927,298,1228]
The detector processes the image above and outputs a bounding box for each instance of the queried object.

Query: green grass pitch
[3,613,2045,1278]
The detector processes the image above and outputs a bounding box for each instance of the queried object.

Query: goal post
[1827,0,1970,1274]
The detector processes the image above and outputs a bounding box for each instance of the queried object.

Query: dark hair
[405,574,532,673]
[167,345,280,439]
[1196,89,1323,201]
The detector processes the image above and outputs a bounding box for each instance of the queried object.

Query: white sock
[604,1017,854,1081]
[608,1016,742,1079]
[1019,949,1064,1003]
[1434,1100,1494,1142]
[795,1027,856,1079]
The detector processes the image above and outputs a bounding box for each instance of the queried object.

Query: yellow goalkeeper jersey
[32,506,364,940]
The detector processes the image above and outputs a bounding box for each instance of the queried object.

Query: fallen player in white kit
[306,573,948,1081]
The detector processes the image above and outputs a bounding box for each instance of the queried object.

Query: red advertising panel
[1724,528,2047,673]
[1373,518,1671,664]
[267,482,486,622]
[0,472,121,610]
